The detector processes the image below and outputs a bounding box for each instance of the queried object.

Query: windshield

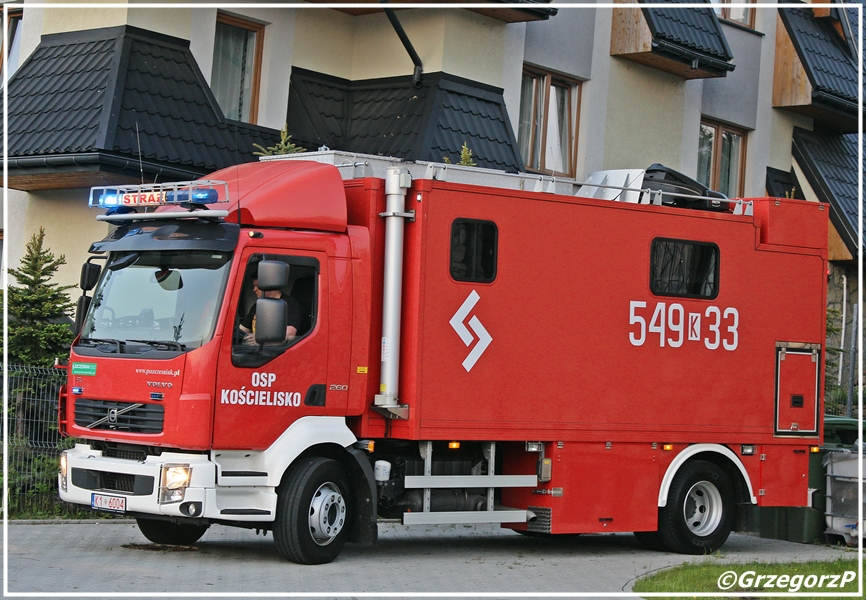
[80,250,231,351]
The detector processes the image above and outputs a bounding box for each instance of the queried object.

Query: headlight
[59,451,68,492]
[159,464,191,504]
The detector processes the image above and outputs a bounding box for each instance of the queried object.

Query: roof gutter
[652,39,736,73]
[811,89,860,115]
[381,2,423,89]
[487,0,558,19]
[7,152,207,182]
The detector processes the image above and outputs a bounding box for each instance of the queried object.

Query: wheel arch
[658,444,756,508]
[283,442,378,547]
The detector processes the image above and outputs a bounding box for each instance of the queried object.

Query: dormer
[611,0,736,79]
[773,4,861,133]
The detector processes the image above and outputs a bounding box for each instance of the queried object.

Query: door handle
[304,384,327,407]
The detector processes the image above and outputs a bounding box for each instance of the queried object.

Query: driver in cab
[239,277,301,346]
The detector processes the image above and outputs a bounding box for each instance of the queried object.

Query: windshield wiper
[126,339,185,352]
[78,338,124,352]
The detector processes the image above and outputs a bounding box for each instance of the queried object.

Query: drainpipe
[381,2,423,88]
[373,166,413,420]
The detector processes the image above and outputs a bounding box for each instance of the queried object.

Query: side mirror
[254,298,287,344]
[73,295,92,336]
[80,262,101,291]
[257,260,288,292]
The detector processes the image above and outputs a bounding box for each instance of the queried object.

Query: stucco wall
[294,9,506,87]
[603,58,686,171]
[7,189,109,295]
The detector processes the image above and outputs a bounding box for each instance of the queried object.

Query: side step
[403,507,532,525]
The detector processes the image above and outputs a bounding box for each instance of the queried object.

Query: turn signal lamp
[662,444,674,451]
[448,442,461,449]
[740,445,757,455]
[810,446,821,453]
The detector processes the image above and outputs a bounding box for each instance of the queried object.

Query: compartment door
[775,343,820,436]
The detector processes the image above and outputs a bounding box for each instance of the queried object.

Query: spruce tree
[5,228,76,366]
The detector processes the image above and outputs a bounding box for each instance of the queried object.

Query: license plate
[91,493,126,513]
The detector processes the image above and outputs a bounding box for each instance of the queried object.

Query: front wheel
[274,457,352,564]
[135,517,209,545]
[657,460,733,554]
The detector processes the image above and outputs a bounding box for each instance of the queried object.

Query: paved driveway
[5,520,852,597]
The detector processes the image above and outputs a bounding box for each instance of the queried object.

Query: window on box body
[651,238,719,300]
[518,68,580,177]
[211,12,264,123]
[451,219,498,284]
[697,120,746,198]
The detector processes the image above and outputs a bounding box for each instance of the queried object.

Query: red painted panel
[776,350,819,434]
[759,445,810,506]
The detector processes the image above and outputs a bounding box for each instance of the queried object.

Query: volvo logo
[108,408,118,424]
[146,381,172,388]
[449,290,493,372]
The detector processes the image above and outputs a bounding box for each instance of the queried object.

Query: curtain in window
[211,22,255,122]
[718,130,742,197]
[697,124,715,189]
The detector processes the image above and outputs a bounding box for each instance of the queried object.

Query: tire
[657,460,733,554]
[633,530,667,552]
[274,457,352,565]
[135,517,209,545]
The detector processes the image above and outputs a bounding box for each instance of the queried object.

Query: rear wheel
[135,517,209,545]
[657,460,733,554]
[274,457,352,565]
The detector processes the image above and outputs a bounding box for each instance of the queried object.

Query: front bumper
[59,443,276,521]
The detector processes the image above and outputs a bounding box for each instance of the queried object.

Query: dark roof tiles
[6,25,279,175]
[779,8,859,103]
[287,68,523,172]
[640,0,733,62]
[792,127,861,254]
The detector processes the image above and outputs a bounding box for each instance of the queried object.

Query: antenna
[135,122,144,185]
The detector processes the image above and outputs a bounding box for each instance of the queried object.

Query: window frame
[698,119,747,198]
[650,237,720,300]
[2,8,23,78]
[518,66,581,178]
[450,218,499,284]
[212,11,265,124]
[712,1,755,29]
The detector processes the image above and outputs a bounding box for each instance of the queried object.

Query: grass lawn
[633,557,861,598]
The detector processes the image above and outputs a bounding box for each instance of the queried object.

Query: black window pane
[451,219,497,283]
[650,238,719,299]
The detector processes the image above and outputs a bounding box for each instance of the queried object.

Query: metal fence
[2,364,85,518]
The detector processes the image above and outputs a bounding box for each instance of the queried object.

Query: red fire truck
[58,151,827,564]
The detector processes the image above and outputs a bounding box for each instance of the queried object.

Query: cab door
[213,247,329,449]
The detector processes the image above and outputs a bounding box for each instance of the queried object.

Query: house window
[697,120,746,198]
[518,68,580,177]
[711,1,754,28]
[650,238,719,300]
[2,8,23,78]
[451,219,498,283]
[211,12,264,124]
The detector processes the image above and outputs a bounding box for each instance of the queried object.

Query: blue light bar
[89,180,229,209]
[165,188,219,204]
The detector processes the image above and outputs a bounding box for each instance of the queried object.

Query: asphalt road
[4,520,853,598]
